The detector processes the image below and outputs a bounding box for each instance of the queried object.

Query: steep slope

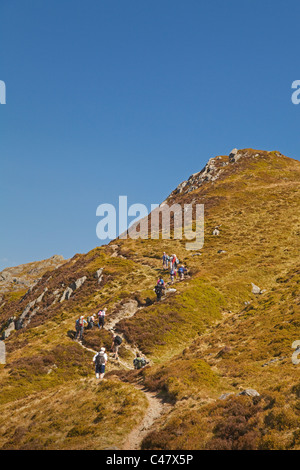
[0,148,299,450]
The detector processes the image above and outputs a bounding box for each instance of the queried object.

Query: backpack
[155,285,162,294]
[114,335,122,345]
[95,353,106,366]
[134,357,147,369]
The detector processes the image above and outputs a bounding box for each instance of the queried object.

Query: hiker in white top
[93,347,108,380]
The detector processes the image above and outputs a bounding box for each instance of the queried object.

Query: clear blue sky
[1,0,300,270]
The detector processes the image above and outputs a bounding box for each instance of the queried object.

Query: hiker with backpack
[178,265,187,280]
[87,314,95,329]
[157,277,165,287]
[75,316,87,341]
[170,267,177,284]
[133,353,147,370]
[111,334,122,360]
[162,252,168,269]
[97,308,107,329]
[154,283,164,301]
[169,254,175,270]
[93,347,108,380]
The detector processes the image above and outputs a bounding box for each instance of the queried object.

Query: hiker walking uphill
[178,265,188,280]
[162,252,169,269]
[154,283,164,301]
[133,353,147,370]
[75,316,87,341]
[170,267,177,284]
[111,334,122,360]
[93,347,108,380]
[97,307,107,329]
[157,277,165,287]
[87,314,95,329]
[170,254,178,270]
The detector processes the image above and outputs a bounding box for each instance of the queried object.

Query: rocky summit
[0,148,299,450]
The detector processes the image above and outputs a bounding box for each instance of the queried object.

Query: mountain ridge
[0,148,299,450]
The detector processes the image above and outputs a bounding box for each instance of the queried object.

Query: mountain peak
[168,148,286,200]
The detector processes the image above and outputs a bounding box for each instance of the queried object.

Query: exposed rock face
[229,148,241,162]
[94,268,103,284]
[171,157,224,196]
[15,288,48,330]
[60,276,87,303]
[2,317,16,339]
[167,148,279,200]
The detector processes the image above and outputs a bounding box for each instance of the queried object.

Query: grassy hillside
[0,148,299,450]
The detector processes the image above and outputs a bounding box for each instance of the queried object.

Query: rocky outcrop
[16,288,48,330]
[167,149,280,200]
[229,148,241,163]
[60,276,87,303]
[2,317,16,339]
[94,268,103,284]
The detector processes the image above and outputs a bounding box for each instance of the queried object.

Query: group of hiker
[75,309,147,381]
[162,252,187,284]
[74,308,107,340]
[75,250,186,380]
[155,253,188,301]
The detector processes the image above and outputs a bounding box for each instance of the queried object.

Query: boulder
[3,319,15,339]
[238,388,260,397]
[251,283,264,295]
[70,276,87,291]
